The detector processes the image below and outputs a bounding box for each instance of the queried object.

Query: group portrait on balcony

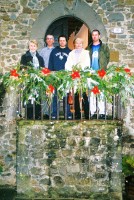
[20,29,110,120]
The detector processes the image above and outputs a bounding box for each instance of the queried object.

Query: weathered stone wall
[0,116,16,188]
[0,0,134,129]
[0,0,134,70]
[16,120,122,200]
[0,0,134,198]
[0,89,18,192]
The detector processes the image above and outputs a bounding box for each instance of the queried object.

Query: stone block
[110,51,119,62]
[126,0,134,5]
[108,13,124,22]
[117,0,124,5]
[110,33,116,38]
[67,164,80,173]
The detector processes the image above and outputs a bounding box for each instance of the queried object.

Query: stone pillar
[108,128,123,200]
[3,88,18,121]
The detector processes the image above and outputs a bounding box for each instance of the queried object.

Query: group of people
[20,29,110,120]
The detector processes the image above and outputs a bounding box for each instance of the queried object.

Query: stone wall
[0,0,134,199]
[0,116,16,188]
[0,0,134,128]
[0,89,18,195]
[0,0,134,71]
[16,120,122,200]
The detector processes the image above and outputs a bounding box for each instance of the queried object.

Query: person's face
[59,37,67,48]
[29,42,37,53]
[74,40,83,49]
[92,31,100,43]
[46,36,54,46]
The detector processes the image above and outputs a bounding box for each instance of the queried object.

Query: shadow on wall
[0,188,16,200]
[0,82,6,113]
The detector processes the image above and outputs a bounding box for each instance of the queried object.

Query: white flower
[87,78,98,88]
[114,135,119,141]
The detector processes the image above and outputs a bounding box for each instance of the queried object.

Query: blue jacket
[48,46,71,71]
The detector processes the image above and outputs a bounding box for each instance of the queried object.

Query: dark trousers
[26,102,41,119]
[75,92,89,119]
[51,90,72,118]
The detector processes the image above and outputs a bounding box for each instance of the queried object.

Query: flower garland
[0,64,134,104]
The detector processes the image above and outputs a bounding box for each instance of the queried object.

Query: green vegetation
[122,155,134,176]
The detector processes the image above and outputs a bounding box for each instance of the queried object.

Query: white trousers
[90,93,105,115]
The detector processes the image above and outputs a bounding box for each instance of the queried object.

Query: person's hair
[92,29,100,35]
[28,39,38,47]
[73,37,83,44]
[46,35,54,40]
[58,35,67,42]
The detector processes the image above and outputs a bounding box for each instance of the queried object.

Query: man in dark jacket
[48,35,70,71]
[88,30,110,119]
[88,29,110,70]
[48,35,72,120]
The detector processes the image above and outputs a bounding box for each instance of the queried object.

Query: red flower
[10,69,19,77]
[98,69,106,78]
[71,71,80,79]
[124,68,131,76]
[47,84,55,93]
[91,86,100,95]
[124,68,130,73]
[41,68,51,75]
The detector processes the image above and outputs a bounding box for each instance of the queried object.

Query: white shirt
[65,49,90,71]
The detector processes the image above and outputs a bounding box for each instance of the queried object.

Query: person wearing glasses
[39,35,55,68]
[39,35,55,119]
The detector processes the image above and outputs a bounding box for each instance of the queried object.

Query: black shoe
[75,115,81,119]
[91,114,97,119]
[43,114,49,120]
[99,114,105,119]
[106,115,113,120]
[35,116,41,120]
[85,115,89,119]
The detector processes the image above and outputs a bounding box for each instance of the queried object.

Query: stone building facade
[0,0,134,199]
[0,0,134,70]
[0,0,134,145]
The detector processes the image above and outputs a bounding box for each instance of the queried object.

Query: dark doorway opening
[45,17,90,49]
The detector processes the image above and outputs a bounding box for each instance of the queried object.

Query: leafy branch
[0,64,133,105]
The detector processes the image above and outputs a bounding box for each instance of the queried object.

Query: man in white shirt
[39,35,55,119]
[39,35,55,67]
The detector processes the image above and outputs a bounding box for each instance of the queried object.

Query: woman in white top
[65,38,90,119]
[65,38,90,71]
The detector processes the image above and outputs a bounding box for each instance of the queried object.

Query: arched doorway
[45,17,90,49]
[30,0,108,49]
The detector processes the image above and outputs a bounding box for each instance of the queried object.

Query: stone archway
[31,0,107,48]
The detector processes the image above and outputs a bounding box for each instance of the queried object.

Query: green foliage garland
[0,64,134,105]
